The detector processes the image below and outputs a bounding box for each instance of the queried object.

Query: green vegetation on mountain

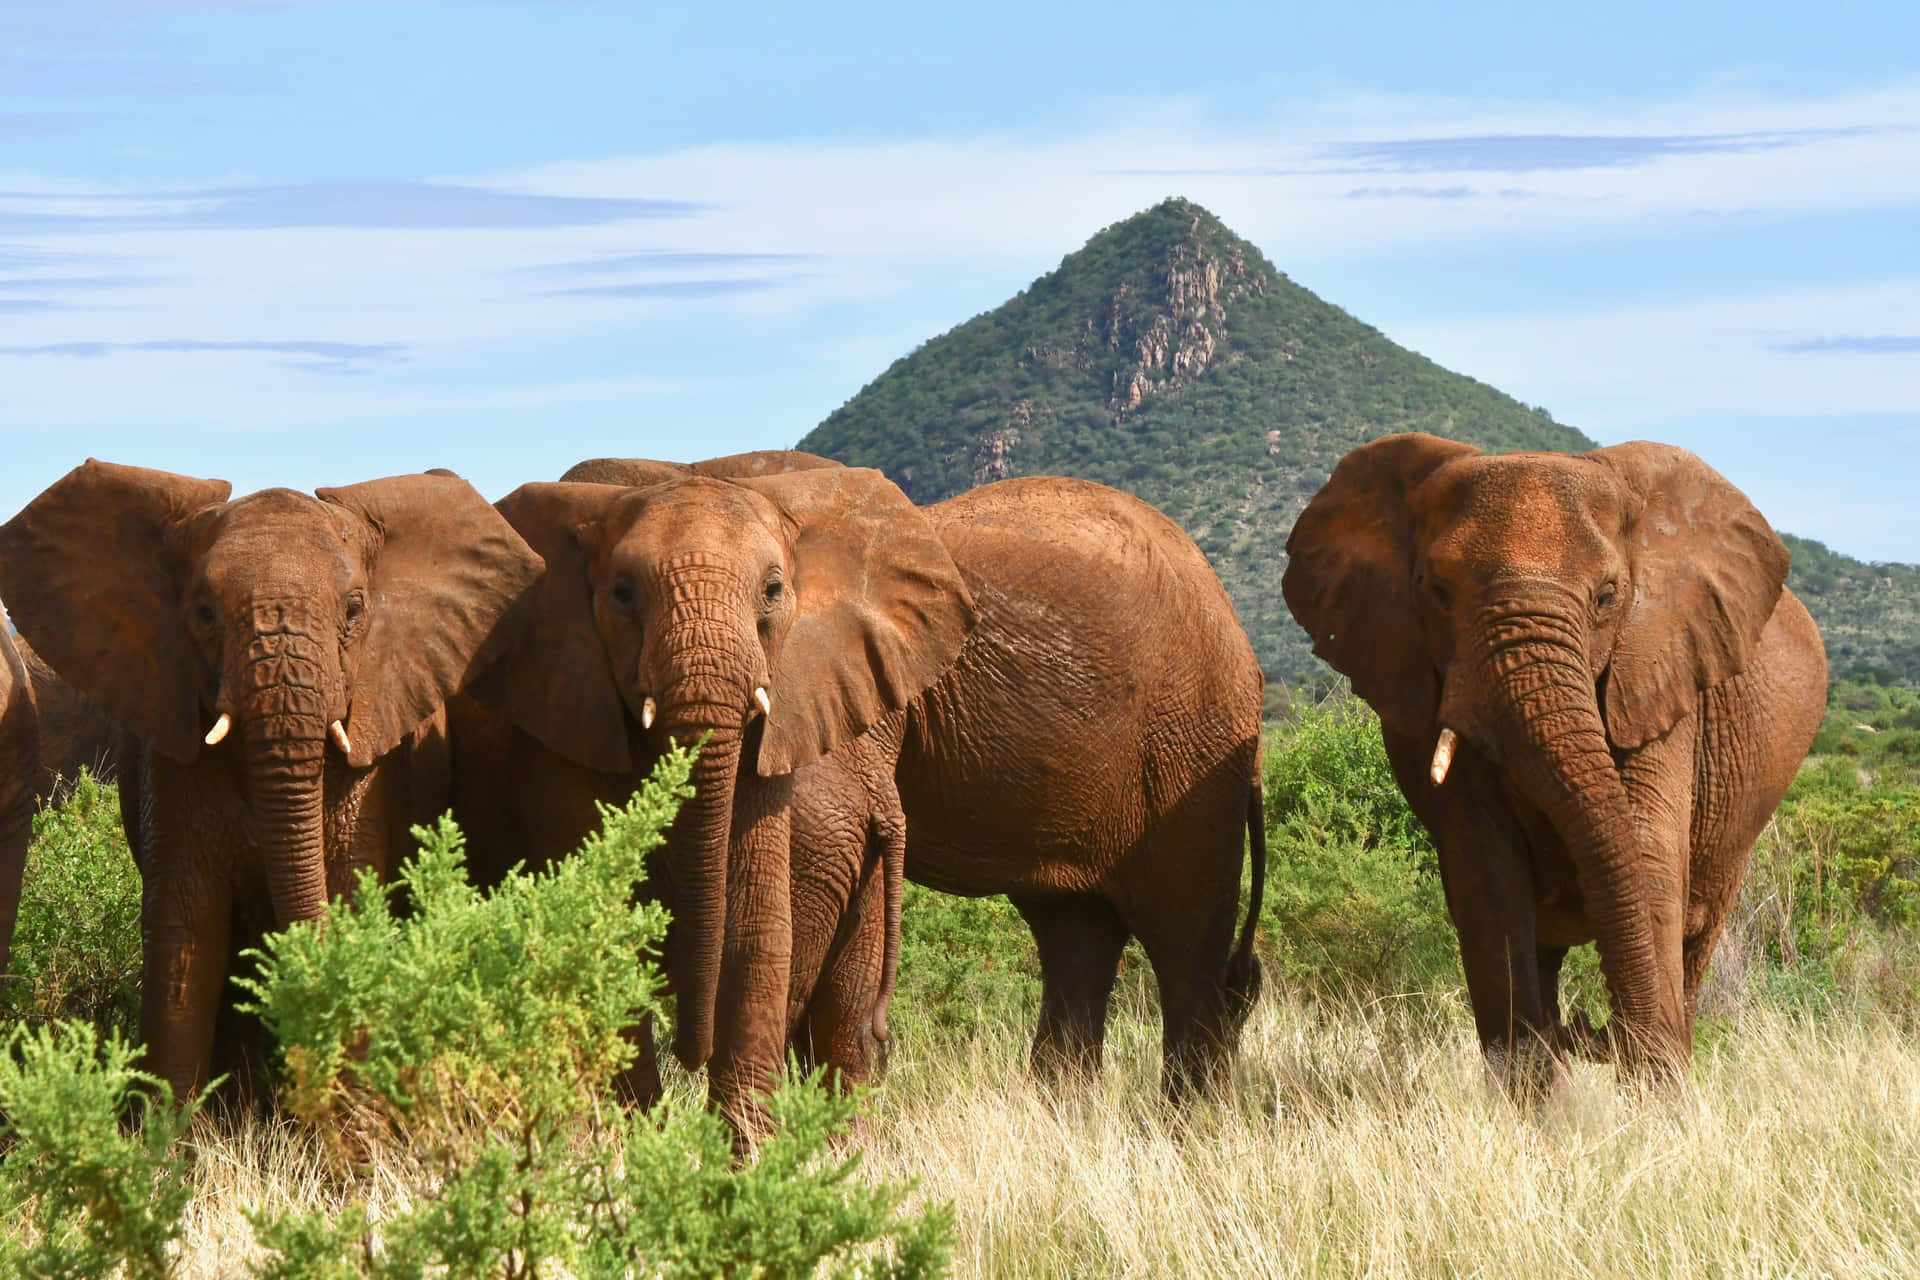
[800,197,1919,686]
[1783,535,1920,683]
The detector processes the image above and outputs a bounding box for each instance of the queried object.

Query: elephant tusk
[329,720,353,757]
[203,713,232,747]
[641,696,656,731]
[753,687,772,719]
[1430,727,1457,786]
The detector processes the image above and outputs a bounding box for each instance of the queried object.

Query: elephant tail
[1224,778,1266,1023]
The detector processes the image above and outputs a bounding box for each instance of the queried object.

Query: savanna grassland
[4,681,1919,1277]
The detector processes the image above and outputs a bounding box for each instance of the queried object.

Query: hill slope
[801,198,1916,685]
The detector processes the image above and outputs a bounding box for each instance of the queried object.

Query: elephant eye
[763,575,784,605]
[194,601,216,628]
[1596,582,1618,611]
[609,576,636,610]
[344,593,365,623]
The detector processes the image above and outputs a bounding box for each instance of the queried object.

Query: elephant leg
[1452,894,1556,1093]
[707,781,793,1149]
[1616,713,1699,1068]
[1129,871,1245,1102]
[139,866,235,1102]
[798,863,888,1092]
[1013,893,1130,1085]
[208,921,272,1112]
[1384,728,1560,1093]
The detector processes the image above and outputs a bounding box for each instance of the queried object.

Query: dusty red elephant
[0,462,544,1100]
[1283,433,1826,1084]
[457,453,1268,1133]
[453,461,970,1137]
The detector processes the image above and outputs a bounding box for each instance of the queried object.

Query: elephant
[480,454,1268,1106]
[1282,433,1827,1084]
[1,623,38,980]
[880,474,1268,1099]
[459,465,973,1138]
[0,462,544,1100]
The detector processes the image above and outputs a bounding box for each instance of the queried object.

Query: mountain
[1781,535,1920,682]
[799,198,1917,687]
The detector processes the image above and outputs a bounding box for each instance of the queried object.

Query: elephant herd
[0,432,1826,1143]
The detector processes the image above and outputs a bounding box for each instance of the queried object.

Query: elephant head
[489,466,972,1075]
[1283,433,1789,1068]
[0,462,544,934]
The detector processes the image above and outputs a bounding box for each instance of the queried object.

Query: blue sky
[2,0,1917,561]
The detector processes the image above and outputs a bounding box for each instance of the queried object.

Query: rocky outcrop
[1098,221,1267,419]
[970,401,1031,485]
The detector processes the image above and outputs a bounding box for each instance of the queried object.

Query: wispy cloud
[0,275,155,293]
[0,180,698,232]
[1345,185,1478,200]
[528,249,810,276]
[0,338,405,374]
[1,78,1916,446]
[1775,335,1920,354]
[1326,127,1886,174]
[548,278,791,300]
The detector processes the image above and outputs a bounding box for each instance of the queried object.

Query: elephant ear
[1590,442,1789,749]
[316,473,546,768]
[558,457,691,486]
[1282,433,1479,733]
[0,460,231,762]
[486,482,633,774]
[734,467,974,777]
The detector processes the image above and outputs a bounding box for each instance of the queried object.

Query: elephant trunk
[1476,623,1674,1070]
[657,688,745,1071]
[237,623,335,929]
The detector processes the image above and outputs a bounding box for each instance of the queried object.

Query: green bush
[2,771,142,1036]
[1258,691,1459,995]
[1723,753,1920,1022]
[0,1023,200,1280]
[892,886,1040,1044]
[3,749,953,1278]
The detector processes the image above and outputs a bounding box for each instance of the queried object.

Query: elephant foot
[1483,1034,1570,1104]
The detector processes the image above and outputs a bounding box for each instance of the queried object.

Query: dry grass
[126,984,1920,1277]
[860,984,1920,1279]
